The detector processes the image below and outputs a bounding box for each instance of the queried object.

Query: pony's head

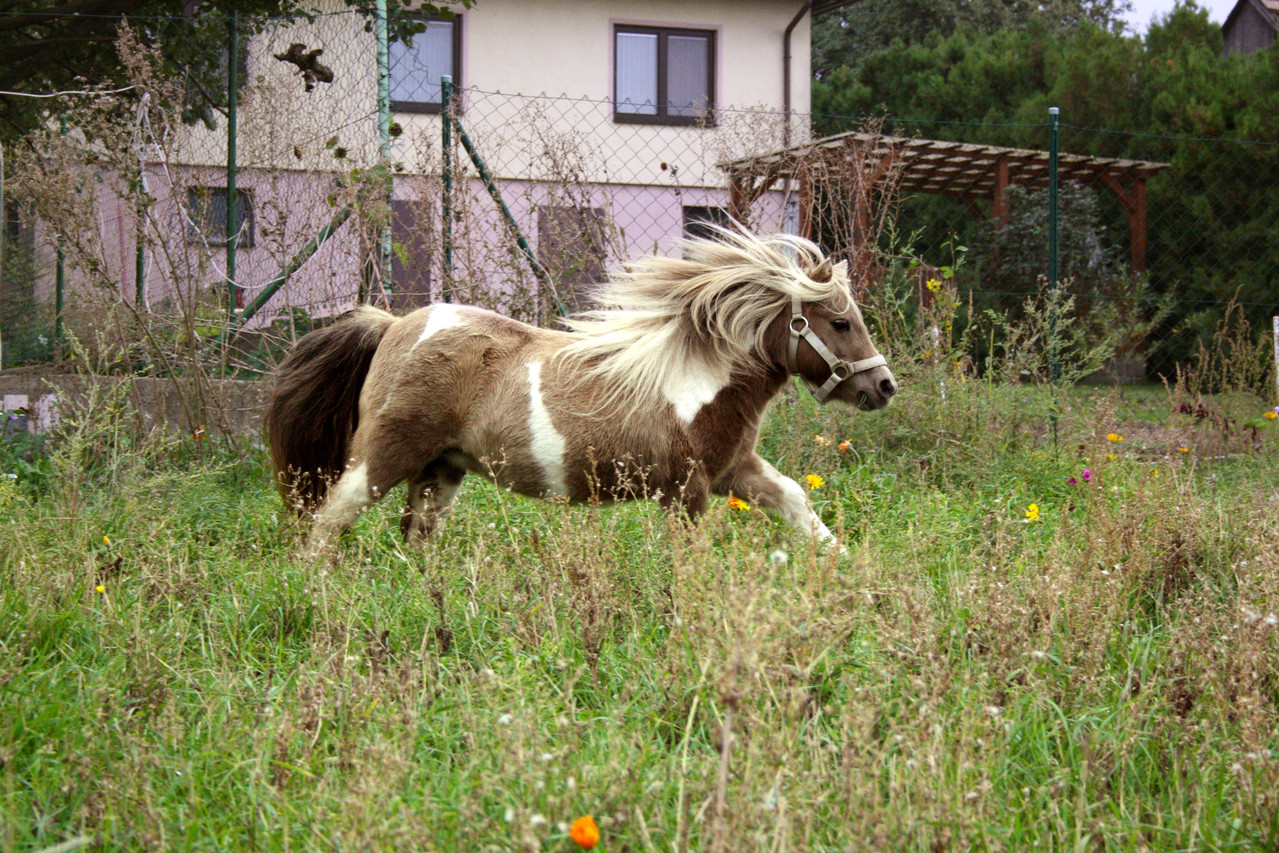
[560,225,897,411]
[674,226,897,410]
[779,249,898,411]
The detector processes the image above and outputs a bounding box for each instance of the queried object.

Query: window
[682,206,732,241]
[538,206,608,315]
[186,186,254,248]
[390,15,461,113]
[614,25,714,125]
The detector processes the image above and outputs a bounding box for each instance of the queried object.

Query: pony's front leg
[714,454,840,548]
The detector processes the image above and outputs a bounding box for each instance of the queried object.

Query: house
[0,0,855,364]
[1223,0,1279,55]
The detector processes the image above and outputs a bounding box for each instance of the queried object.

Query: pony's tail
[266,306,396,514]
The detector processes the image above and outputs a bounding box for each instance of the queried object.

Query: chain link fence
[1,9,1276,390]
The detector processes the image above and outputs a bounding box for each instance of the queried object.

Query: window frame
[613,24,716,127]
[185,186,255,249]
[389,13,463,115]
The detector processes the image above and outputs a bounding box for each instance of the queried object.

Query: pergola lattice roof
[722,130,1170,198]
[721,130,1171,271]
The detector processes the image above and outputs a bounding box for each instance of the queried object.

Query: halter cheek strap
[787,294,888,404]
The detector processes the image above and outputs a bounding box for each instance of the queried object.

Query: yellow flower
[727,496,751,512]
[570,815,600,849]
[814,434,832,447]
[1264,411,1278,421]
[805,474,824,490]
[95,585,105,594]
[1106,453,1117,461]
[1177,447,1190,453]
[103,535,111,546]
[1106,433,1123,442]
[1024,503,1040,522]
[926,278,942,292]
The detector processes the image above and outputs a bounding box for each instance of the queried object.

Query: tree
[0,0,468,141]
[813,0,1132,81]
[810,0,1279,372]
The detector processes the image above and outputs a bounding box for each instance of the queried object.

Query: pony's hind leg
[304,460,380,559]
[304,450,423,560]
[400,456,467,543]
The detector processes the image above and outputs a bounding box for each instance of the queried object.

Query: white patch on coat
[759,463,836,542]
[526,362,569,497]
[412,304,466,349]
[664,356,730,424]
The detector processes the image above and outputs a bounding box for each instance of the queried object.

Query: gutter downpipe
[783,1,812,148]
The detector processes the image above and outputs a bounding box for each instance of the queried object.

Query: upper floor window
[390,15,461,113]
[614,25,715,126]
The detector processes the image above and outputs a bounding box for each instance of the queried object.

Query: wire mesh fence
[1,8,1276,391]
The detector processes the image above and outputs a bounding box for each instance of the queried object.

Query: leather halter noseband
[787,294,888,404]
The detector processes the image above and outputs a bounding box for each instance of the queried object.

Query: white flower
[497,713,513,725]
[768,549,789,567]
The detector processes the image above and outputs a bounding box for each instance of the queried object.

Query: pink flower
[1067,477,1077,485]
[1081,469,1093,483]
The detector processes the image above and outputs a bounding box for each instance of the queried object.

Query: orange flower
[837,440,851,453]
[570,815,600,849]
[727,496,750,512]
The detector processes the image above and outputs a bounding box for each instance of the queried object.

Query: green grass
[2,377,1278,851]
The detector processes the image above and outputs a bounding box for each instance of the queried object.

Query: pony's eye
[832,319,851,333]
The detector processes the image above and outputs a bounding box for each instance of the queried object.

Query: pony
[267,228,898,558]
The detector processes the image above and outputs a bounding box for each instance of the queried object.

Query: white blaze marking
[413,304,466,349]
[665,357,730,424]
[526,362,569,497]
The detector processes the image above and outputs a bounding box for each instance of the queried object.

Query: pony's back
[267,306,396,512]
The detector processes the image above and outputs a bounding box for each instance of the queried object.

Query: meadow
[2,371,1278,851]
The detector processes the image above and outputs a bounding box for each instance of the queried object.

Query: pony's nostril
[879,378,897,398]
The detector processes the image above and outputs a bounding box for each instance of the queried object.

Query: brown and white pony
[267,228,897,558]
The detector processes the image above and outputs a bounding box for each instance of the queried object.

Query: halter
[787,294,888,404]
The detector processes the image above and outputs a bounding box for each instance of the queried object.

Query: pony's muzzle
[853,365,897,410]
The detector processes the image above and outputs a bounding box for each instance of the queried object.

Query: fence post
[1048,106,1060,385]
[441,75,454,301]
[375,0,393,303]
[54,116,66,356]
[226,10,239,331]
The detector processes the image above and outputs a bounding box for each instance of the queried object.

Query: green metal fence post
[441,74,454,302]
[226,10,239,329]
[375,0,393,303]
[1048,106,1060,385]
[135,171,147,309]
[54,116,66,356]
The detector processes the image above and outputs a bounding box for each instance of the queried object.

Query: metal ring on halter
[789,315,809,334]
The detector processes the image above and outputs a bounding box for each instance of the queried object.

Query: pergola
[722,131,1170,272]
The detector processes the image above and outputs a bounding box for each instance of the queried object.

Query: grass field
[2,375,1278,851]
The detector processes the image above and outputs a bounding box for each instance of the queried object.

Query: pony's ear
[810,257,833,283]
[832,259,849,279]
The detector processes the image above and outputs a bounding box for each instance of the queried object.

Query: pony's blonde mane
[556,227,854,409]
